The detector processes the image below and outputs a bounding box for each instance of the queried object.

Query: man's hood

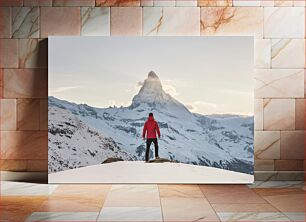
[147,116,155,121]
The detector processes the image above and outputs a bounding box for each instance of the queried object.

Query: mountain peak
[130,71,187,112]
[148,70,159,79]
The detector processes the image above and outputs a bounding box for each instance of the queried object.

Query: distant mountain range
[48,71,254,174]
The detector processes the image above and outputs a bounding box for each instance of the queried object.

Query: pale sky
[49,36,254,115]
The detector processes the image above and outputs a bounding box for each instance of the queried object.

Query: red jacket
[142,116,161,139]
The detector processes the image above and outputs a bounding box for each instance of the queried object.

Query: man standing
[142,113,161,162]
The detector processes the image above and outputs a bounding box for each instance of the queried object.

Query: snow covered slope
[49,161,254,184]
[48,71,254,174]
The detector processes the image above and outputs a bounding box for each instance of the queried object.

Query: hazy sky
[49,36,254,115]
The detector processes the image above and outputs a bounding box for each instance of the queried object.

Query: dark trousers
[145,138,159,161]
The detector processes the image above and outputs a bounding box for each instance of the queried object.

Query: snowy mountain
[48,71,254,174]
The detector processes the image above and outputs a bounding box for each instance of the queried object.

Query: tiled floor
[0,181,305,221]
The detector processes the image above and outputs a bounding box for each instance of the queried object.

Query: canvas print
[48,36,254,183]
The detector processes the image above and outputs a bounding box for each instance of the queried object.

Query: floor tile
[37,196,104,212]
[248,181,304,189]
[212,203,278,212]
[52,184,111,198]
[161,197,219,221]
[217,212,291,221]
[25,212,99,221]
[200,185,266,204]
[158,184,204,198]
[1,181,58,196]
[283,212,305,222]
[255,189,305,212]
[0,196,47,221]
[97,207,162,221]
[103,184,160,207]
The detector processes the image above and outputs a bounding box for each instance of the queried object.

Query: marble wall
[0,0,305,181]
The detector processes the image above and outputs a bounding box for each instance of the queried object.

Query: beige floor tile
[158,184,203,198]
[200,185,266,204]
[52,184,111,199]
[98,207,162,221]
[212,203,278,212]
[161,197,220,221]
[103,184,160,207]
[255,189,305,212]
[38,196,104,212]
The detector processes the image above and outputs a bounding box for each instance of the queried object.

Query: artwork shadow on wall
[48,36,254,184]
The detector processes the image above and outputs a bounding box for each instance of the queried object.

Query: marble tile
[271,39,305,68]
[53,0,95,6]
[256,188,305,212]
[38,196,104,212]
[0,7,11,38]
[98,207,162,221]
[143,7,200,36]
[274,0,293,6]
[0,39,18,68]
[199,185,266,204]
[0,99,17,130]
[26,212,99,221]
[0,196,47,221]
[27,159,48,172]
[293,0,305,6]
[198,0,232,6]
[81,7,110,36]
[255,39,271,68]
[41,7,80,38]
[154,0,175,6]
[1,181,58,196]
[0,69,2,98]
[275,160,304,171]
[161,197,219,221]
[233,0,261,6]
[96,0,140,6]
[104,184,160,207]
[260,0,274,6]
[254,131,280,160]
[0,131,48,159]
[283,212,305,222]
[280,131,304,160]
[254,160,274,171]
[248,181,304,189]
[200,7,263,37]
[295,99,305,130]
[12,7,39,38]
[3,69,47,98]
[176,0,197,6]
[0,0,22,6]
[254,99,263,130]
[40,99,48,130]
[19,39,48,68]
[24,0,52,6]
[158,184,204,198]
[141,0,154,6]
[52,184,111,198]
[212,203,278,212]
[217,212,291,221]
[110,7,142,35]
[0,159,27,171]
[263,99,295,130]
[304,70,306,98]
[255,171,304,181]
[17,99,40,130]
[255,69,304,98]
[264,7,305,38]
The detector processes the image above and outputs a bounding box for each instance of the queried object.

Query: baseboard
[1,171,48,183]
[254,171,305,181]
